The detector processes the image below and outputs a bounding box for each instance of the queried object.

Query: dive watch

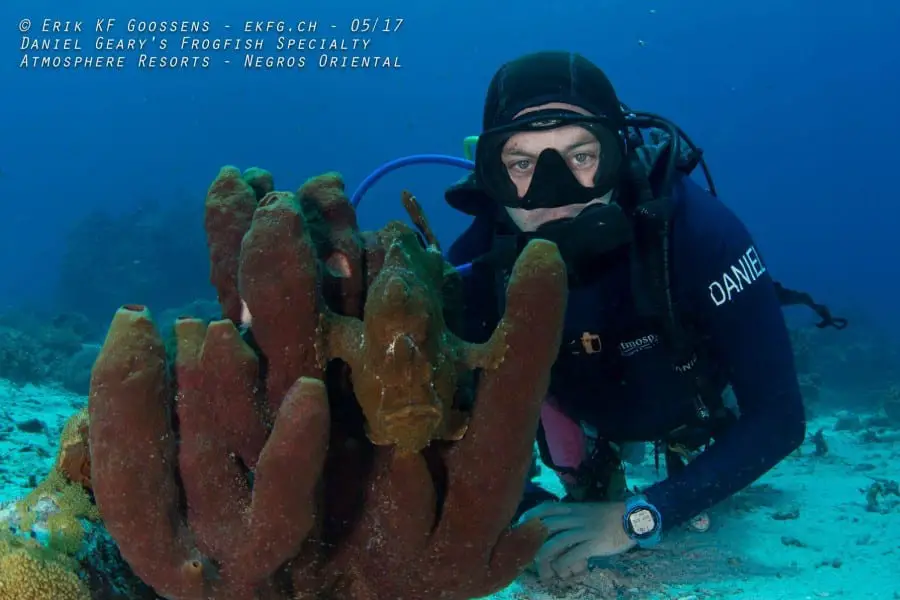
[623,495,662,547]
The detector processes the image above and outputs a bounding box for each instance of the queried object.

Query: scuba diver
[440,51,847,581]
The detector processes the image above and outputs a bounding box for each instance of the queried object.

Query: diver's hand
[519,501,637,580]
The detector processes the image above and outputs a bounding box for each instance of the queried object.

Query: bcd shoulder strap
[627,151,694,363]
[627,154,723,423]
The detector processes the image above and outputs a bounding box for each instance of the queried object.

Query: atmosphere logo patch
[619,334,659,357]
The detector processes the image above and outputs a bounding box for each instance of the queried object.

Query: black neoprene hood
[444,51,627,216]
[481,51,626,131]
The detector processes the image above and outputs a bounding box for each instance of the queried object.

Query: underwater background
[0,0,898,598]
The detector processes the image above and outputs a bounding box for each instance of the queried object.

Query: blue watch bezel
[623,495,662,547]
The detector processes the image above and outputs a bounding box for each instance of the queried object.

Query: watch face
[628,508,657,536]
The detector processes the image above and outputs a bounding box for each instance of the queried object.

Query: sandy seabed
[1,379,897,600]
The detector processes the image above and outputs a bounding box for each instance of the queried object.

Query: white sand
[0,379,85,502]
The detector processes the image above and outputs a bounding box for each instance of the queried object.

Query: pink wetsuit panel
[540,397,586,483]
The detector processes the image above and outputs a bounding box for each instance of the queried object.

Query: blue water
[0,0,898,598]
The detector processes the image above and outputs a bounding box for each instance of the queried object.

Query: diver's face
[500,102,612,232]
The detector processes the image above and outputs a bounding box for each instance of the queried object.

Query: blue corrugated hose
[350,154,476,274]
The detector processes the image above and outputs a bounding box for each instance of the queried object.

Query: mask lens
[475,114,624,209]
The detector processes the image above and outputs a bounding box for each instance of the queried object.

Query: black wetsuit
[447,174,806,530]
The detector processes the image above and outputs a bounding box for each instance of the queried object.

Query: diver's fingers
[551,540,596,580]
[518,501,572,525]
[534,529,595,580]
[539,514,593,536]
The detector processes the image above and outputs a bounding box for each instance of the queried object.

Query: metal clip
[694,395,710,421]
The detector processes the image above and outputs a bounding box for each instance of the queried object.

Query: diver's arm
[642,178,806,530]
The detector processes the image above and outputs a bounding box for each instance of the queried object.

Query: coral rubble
[2,406,156,600]
[86,167,568,599]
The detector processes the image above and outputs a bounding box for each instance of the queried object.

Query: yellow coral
[17,409,98,532]
[0,549,90,600]
[58,408,88,453]
[16,471,99,535]
[45,512,85,556]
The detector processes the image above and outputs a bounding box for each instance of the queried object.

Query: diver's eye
[507,159,533,174]
[570,152,597,168]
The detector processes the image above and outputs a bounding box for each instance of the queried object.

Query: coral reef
[0,539,91,600]
[56,196,213,326]
[1,406,157,600]
[1,493,159,600]
[57,344,102,395]
[0,326,49,384]
[86,167,568,599]
[0,311,97,389]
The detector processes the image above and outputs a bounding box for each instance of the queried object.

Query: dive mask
[475,109,627,210]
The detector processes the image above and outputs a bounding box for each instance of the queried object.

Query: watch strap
[623,494,662,547]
